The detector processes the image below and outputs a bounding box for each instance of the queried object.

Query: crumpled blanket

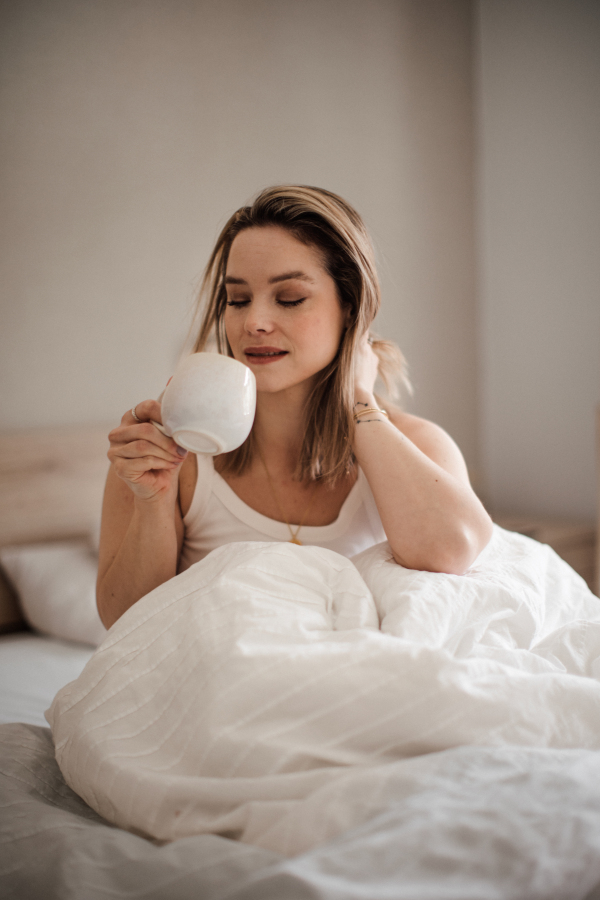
[47,526,600,857]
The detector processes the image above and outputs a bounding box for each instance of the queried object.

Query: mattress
[0,632,93,727]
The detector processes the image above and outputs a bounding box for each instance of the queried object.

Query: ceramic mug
[152,353,256,454]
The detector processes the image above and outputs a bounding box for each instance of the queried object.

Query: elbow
[391,514,494,576]
[444,515,494,574]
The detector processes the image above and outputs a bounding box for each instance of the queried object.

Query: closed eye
[225,297,307,309]
[277,298,306,308]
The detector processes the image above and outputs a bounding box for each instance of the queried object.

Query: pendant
[289,537,302,545]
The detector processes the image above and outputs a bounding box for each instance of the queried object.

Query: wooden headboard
[0,423,110,548]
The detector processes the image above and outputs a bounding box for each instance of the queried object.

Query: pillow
[0,541,106,647]
[0,564,25,633]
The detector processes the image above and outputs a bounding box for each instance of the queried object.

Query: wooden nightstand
[493,515,598,595]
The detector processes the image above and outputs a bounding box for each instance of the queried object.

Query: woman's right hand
[107,400,188,503]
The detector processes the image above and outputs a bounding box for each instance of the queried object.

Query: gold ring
[131,406,142,422]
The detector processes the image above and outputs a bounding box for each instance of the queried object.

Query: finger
[108,436,182,467]
[116,438,184,461]
[122,399,163,426]
[113,455,181,480]
[110,423,185,458]
[109,443,183,470]
[110,422,175,450]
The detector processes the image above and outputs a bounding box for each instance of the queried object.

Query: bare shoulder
[387,408,470,482]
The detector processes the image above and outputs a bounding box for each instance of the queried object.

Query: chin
[250,354,336,395]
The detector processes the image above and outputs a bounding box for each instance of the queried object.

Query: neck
[252,384,312,476]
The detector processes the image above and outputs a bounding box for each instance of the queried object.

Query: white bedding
[48,526,600,860]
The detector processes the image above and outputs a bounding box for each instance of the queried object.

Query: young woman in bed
[97,186,493,629]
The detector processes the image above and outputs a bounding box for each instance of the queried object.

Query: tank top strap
[184,453,214,528]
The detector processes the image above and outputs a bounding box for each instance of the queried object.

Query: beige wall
[2,1,596,536]
[0,0,479,471]
[476,0,600,520]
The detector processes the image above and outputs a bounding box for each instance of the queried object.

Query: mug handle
[151,420,168,436]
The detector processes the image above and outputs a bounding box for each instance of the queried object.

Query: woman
[97,186,493,629]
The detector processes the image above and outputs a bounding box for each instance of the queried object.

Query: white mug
[153,353,256,454]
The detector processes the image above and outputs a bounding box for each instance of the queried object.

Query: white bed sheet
[0,632,93,727]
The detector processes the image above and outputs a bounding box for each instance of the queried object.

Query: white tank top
[179,454,387,571]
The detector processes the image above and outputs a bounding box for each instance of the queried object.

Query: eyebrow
[224,271,315,286]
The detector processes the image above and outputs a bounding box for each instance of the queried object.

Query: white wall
[0,0,479,471]
[477,0,600,520]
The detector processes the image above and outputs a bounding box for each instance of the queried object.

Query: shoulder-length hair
[190,185,409,486]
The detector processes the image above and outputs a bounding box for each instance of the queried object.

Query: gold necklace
[256,443,319,545]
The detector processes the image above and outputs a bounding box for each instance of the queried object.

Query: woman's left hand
[354,335,379,398]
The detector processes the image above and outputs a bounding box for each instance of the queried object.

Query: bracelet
[353,407,389,421]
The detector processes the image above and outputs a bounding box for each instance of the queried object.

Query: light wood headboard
[0,423,111,548]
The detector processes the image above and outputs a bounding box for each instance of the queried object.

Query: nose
[243,299,274,335]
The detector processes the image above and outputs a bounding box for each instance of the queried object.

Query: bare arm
[96,400,188,629]
[352,340,493,574]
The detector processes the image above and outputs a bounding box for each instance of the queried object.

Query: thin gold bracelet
[353,407,389,421]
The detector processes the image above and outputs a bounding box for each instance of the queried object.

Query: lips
[244,346,288,359]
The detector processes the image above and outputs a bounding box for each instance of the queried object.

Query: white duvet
[48,526,600,859]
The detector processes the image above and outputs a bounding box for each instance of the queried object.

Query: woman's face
[224,226,347,395]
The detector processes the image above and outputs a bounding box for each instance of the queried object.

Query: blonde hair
[191,185,408,485]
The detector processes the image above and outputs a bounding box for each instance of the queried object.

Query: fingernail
[176,446,188,457]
